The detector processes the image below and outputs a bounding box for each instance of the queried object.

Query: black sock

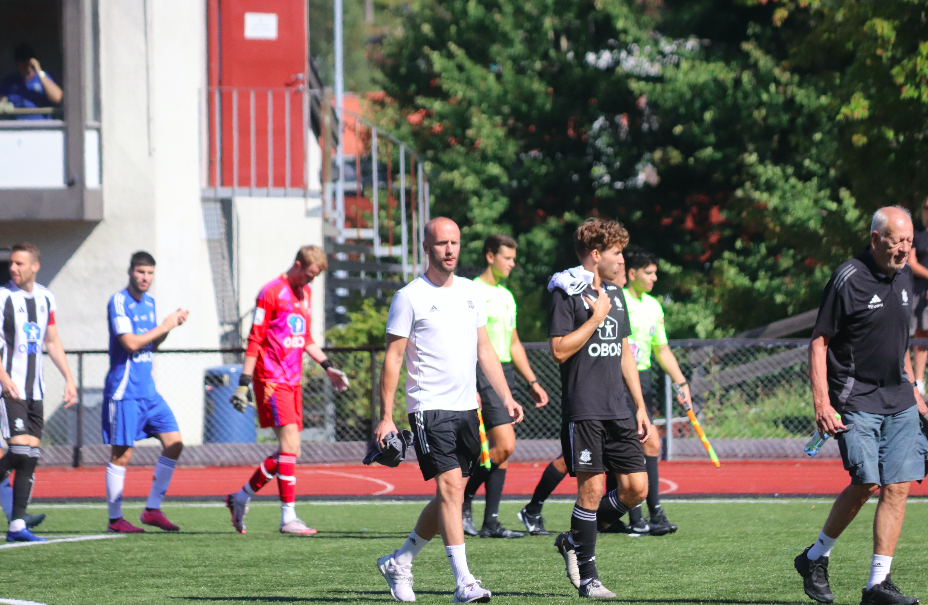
[483,465,506,527]
[645,456,661,517]
[629,504,644,525]
[526,462,566,515]
[464,465,489,502]
[0,445,28,480]
[12,448,38,520]
[571,504,598,582]
[597,488,630,528]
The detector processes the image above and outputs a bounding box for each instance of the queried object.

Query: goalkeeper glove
[230,374,254,412]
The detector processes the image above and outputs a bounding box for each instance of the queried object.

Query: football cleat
[517,507,551,536]
[141,508,180,531]
[462,500,479,537]
[107,517,145,533]
[478,522,524,539]
[579,579,616,599]
[24,514,46,529]
[225,494,248,534]
[626,518,651,537]
[648,510,678,536]
[452,579,491,603]
[280,518,317,535]
[554,531,581,589]
[6,527,47,542]
[377,552,416,602]
[794,546,834,604]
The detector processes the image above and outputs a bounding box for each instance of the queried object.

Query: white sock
[235,485,253,505]
[0,477,12,520]
[146,456,176,509]
[106,463,127,520]
[394,530,429,566]
[281,502,296,525]
[807,530,838,560]
[8,518,25,532]
[867,555,892,589]
[445,543,475,587]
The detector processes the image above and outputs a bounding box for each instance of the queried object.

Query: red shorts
[254,380,303,428]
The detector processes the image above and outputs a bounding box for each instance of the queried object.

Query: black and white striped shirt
[0,282,56,401]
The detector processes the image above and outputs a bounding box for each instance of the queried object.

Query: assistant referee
[795,206,928,605]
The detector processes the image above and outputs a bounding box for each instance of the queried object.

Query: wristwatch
[527,379,539,387]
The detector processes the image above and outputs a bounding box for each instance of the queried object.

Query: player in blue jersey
[102,251,189,533]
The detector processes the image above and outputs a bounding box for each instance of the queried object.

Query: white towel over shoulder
[546,266,593,296]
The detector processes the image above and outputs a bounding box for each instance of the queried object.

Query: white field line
[0,533,126,550]
[0,599,48,604]
[659,478,679,494]
[310,469,395,496]
[26,497,928,510]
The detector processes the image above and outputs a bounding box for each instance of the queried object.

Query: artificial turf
[2,499,927,605]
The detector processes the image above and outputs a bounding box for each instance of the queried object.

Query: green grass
[4,499,928,604]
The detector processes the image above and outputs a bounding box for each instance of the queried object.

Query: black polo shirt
[813,248,916,415]
[548,280,632,422]
[913,225,928,296]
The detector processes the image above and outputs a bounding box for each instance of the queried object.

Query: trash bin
[204,364,257,443]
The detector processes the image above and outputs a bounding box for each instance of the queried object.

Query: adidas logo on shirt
[868,294,883,310]
[429,305,439,312]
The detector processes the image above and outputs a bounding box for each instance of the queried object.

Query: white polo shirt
[386,274,487,413]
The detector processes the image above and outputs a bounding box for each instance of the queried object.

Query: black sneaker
[648,510,678,536]
[478,521,525,538]
[794,546,834,604]
[25,514,46,529]
[627,518,650,537]
[860,575,919,605]
[462,500,479,537]
[517,507,551,536]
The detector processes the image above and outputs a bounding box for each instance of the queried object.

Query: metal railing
[31,339,882,467]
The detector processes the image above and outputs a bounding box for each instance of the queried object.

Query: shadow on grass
[175,595,803,604]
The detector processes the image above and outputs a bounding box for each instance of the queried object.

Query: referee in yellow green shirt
[463,235,549,538]
[622,249,692,536]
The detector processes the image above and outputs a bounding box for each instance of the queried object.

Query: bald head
[870,205,914,275]
[423,217,461,278]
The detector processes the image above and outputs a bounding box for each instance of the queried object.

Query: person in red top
[224,246,348,535]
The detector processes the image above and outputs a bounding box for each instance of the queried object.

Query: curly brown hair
[573,218,629,260]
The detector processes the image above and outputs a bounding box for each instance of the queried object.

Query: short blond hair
[295,245,328,270]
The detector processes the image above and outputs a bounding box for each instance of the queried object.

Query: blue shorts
[836,406,928,486]
[102,396,180,447]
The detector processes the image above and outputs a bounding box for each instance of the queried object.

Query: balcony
[0,0,102,222]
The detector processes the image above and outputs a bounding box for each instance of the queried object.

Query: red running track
[30,460,928,499]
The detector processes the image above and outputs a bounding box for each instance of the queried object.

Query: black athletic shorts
[476,362,516,431]
[0,397,43,440]
[625,369,655,422]
[561,416,646,477]
[409,409,481,481]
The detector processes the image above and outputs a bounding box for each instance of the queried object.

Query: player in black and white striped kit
[0,243,76,542]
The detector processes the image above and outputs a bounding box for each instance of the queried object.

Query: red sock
[247,453,279,494]
[276,453,297,504]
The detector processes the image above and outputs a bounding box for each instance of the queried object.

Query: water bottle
[804,413,842,457]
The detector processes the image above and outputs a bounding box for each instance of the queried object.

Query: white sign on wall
[244,12,278,40]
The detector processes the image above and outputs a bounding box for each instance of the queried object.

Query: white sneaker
[554,531,581,588]
[452,579,491,603]
[279,518,317,535]
[377,553,415,602]
[579,579,616,599]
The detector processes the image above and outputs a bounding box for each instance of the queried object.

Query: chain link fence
[32,339,919,467]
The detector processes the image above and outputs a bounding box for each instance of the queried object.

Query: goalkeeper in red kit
[224,246,349,535]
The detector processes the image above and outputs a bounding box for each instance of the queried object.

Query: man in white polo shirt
[375,217,524,603]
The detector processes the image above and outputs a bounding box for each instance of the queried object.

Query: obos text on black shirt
[548,280,632,422]
[814,248,916,415]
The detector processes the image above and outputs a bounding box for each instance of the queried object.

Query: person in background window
[0,44,63,121]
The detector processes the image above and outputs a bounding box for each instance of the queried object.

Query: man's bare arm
[809,332,847,434]
[621,338,652,442]
[45,323,76,407]
[374,334,407,444]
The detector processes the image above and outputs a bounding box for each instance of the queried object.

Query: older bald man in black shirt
[795,206,928,605]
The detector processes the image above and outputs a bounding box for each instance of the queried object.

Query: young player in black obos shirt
[548,218,652,599]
